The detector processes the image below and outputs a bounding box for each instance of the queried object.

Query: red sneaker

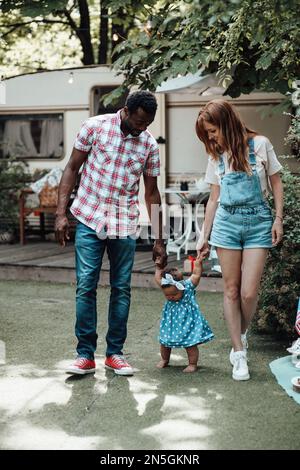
[66,357,96,375]
[105,354,134,376]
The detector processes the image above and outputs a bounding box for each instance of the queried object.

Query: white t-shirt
[204,135,282,197]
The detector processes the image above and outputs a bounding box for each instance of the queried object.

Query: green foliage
[0,0,68,16]
[284,113,300,160]
[0,1,83,75]
[0,22,82,76]
[1,0,299,97]
[254,168,300,338]
[0,0,155,76]
[102,85,127,107]
[0,157,31,234]
[216,0,300,97]
[104,0,158,13]
[108,0,300,100]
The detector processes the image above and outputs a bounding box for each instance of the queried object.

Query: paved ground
[0,280,299,450]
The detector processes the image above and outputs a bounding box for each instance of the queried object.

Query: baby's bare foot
[156,359,169,369]
[183,364,198,373]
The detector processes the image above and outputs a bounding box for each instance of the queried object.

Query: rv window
[92,86,128,116]
[0,113,63,160]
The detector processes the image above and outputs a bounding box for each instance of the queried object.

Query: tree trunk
[98,2,108,64]
[77,0,94,65]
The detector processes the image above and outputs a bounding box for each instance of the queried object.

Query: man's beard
[123,119,142,136]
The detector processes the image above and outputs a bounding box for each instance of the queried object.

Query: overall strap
[217,154,225,177]
[248,138,256,166]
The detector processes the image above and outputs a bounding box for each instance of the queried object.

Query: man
[55,90,167,376]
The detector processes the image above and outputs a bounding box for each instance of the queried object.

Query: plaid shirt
[70,110,160,236]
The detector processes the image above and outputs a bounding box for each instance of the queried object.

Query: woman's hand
[194,256,203,268]
[196,251,206,262]
[196,239,210,259]
[272,218,283,246]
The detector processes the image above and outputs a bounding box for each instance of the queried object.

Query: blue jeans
[75,221,136,359]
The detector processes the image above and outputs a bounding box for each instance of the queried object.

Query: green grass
[0,280,299,450]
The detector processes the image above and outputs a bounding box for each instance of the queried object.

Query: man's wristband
[275,215,283,221]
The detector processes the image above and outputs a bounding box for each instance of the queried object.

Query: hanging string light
[68,71,74,84]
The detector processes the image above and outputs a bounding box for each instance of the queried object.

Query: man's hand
[153,241,168,269]
[55,214,70,247]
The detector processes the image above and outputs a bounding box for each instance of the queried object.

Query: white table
[164,188,209,260]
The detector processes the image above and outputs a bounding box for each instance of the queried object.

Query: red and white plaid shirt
[70,110,160,237]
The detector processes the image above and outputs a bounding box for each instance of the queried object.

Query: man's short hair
[125,90,157,115]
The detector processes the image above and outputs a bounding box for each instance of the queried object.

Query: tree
[0,8,83,76]
[0,0,96,65]
[109,0,300,100]
[1,1,299,99]
[0,0,146,76]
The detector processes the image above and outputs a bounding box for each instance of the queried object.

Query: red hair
[195,99,257,173]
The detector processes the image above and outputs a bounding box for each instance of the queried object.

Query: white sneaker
[287,338,300,354]
[231,350,250,381]
[230,332,248,366]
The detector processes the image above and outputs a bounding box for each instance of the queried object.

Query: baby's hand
[190,256,203,286]
[195,253,205,264]
[192,257,203,272]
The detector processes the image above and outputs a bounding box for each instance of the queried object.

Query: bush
[254,166,300,338]
[0,157,31,238]
[284,112,300,160]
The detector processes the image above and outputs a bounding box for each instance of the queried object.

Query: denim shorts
[209,204,273,250]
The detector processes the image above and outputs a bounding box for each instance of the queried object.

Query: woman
[195,99,283,381]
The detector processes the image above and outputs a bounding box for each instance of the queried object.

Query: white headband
[161,273,185,291]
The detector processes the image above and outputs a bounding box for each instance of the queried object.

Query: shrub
[0,157,31,238]
[284,112,300,160]
[254,113,300,338]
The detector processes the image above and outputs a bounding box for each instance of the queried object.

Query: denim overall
[210,138,273,250]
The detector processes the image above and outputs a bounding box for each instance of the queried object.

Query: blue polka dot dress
[159,279,214,348]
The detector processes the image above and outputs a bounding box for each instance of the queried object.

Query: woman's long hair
[195,99,257,173]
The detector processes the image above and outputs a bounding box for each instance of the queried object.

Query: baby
[155,256,214,372]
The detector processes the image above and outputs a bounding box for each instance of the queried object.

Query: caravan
[0,65,291,248]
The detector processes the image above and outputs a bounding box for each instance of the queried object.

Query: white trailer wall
[166,92,292,188]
